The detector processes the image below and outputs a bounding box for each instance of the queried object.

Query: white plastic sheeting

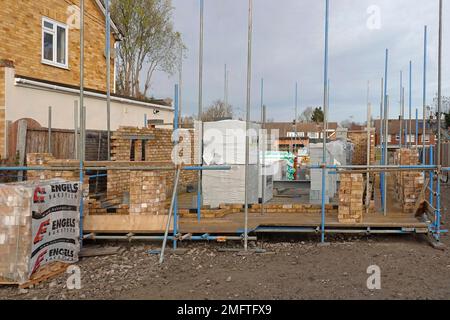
[202,165,259,208]
[202,120,261,208]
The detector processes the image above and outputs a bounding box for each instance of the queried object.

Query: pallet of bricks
[394,148,424,213]
[338,173,364,223]
[0,179,80,287]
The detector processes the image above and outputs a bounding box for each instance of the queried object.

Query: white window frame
[309,132,319,139]
[407,134,415,143]
[41,17,69,69]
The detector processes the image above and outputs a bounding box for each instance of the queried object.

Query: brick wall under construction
[338,173,364,223]
[393,148,424,213]
[26,153,87,184]
[109,127,198,200]
[348,130,376,165]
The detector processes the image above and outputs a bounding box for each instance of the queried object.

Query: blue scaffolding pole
[320,0,330,243]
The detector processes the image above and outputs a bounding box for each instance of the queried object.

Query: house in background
[263,122,339,152]
[373,119,436,149]
[0,0,174,159]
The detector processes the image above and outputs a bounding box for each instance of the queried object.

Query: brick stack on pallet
[338,173,364,223]
[394,148,424,213]
[0,184,32,284]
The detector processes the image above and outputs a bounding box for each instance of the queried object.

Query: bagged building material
[0,179,80,284]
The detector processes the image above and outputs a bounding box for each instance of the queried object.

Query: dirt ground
[1,184,449,300]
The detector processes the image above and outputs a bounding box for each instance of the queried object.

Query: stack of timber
[338,173,364,223]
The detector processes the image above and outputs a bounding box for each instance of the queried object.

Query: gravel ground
[1,185,449,300]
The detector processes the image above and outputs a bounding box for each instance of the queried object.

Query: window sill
[41,60,69,70]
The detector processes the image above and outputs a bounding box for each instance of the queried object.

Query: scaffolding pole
[197,0,204,222]
[260,78,265,216]
[435,0,443,241]
[399,71,403,147]
[244,0,253,251]
[79,0,85,247]
[173,84,179,250]
[408,60,413,147]
[321,0,330,243]
[422,25,428,162]
[381,49,389,215]
[105,0,111,160]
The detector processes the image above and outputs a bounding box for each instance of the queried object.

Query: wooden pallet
[0,277,17,286]
[0,262,69,288]
[20,262,69,289]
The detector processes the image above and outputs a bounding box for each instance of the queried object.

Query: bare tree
[298,107,314,122]
[112,0,184,98]
[201,100,234,122]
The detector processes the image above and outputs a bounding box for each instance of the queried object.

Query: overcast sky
[149,0,449,123]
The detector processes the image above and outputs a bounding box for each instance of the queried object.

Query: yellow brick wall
[0,0,116,92]
[0,66,5,159]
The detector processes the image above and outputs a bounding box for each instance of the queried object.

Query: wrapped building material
[202,165,259,208]
[309,143,337,204]
[202,120,262,208]
[258,163,274,203]
[0,179,80,284]
[203,120,259,165]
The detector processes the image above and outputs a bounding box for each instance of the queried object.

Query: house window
[309,132,319,139]
[42,17,68,68]
[423,134,430,143]
[407,135,415,143]
[287,132,305,138]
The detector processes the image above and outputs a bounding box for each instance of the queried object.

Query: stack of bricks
[348,130,376,165]
[338,173,364,223]
[129,171,167,215]
[0,183,33,283]
[394,148,424,213]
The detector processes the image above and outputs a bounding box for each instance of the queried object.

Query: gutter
[14,78,174,112]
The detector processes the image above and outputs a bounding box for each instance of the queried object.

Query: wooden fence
[7,122,109,161]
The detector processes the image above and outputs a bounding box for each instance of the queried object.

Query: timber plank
[83,215,173,233]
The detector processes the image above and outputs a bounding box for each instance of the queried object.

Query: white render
[2,66,173,157]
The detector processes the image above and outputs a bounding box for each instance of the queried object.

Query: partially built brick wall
[26,153,87,184]
[338,173,364,223]
[348,130,376,165]
[394,148,424,213]
[109,127,198,199]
